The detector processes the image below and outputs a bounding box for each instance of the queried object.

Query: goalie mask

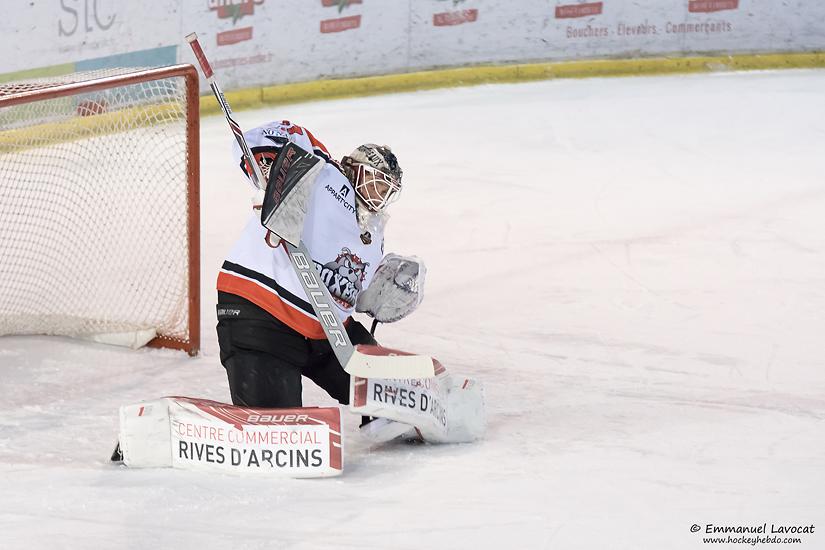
[342,144,403,212]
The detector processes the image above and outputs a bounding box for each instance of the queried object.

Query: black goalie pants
[216,291,377,408]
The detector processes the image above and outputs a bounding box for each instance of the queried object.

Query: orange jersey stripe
[217,271,327,340]
[305,128,331,158]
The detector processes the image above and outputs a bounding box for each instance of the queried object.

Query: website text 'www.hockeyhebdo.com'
[702,534,802,545]
[689,523,815,546]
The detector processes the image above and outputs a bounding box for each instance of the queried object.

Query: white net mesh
[0,67,197,352]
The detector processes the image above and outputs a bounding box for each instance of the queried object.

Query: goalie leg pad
[117,397,343,478]
[350,371,486,444]
[417,378,486,444]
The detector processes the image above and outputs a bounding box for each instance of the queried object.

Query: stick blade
[344,344,437,379]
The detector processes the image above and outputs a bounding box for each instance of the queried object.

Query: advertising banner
[0,1,180,79]
[409,0,825,71]
[177,0,410,90]
[537,0,825,61]
[3,2,825,95]
[409,0,549,68]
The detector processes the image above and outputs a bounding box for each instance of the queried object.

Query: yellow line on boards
[199,52,825,115]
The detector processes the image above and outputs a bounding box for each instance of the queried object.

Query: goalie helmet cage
[0,64,200,355]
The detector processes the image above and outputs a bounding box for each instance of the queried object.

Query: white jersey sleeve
[231,120,335,189]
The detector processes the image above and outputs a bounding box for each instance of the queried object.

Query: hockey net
[0,65,200,355]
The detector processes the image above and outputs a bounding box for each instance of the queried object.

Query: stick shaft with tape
[186,33,266,192]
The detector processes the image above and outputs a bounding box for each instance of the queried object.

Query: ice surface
[1,70,824,549]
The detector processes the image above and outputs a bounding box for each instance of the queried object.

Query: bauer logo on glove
[355,253,425,323]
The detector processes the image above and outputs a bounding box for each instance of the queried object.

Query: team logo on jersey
[316,248,369,310]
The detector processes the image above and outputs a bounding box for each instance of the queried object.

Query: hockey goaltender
[113,120,485,477]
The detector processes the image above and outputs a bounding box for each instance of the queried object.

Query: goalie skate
[359,416,418,443]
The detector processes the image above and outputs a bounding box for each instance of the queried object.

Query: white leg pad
[350,374,486,444]
[417,378,486,444]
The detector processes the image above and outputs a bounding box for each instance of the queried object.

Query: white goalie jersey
[217,121,385,339]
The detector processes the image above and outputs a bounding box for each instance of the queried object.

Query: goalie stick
[185,33,435,379]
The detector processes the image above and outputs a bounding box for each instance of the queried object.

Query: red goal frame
[0,64,201,355]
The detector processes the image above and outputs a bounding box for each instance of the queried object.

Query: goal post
[0,64,200,355]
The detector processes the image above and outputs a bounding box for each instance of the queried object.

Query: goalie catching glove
[356,253,426,323]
